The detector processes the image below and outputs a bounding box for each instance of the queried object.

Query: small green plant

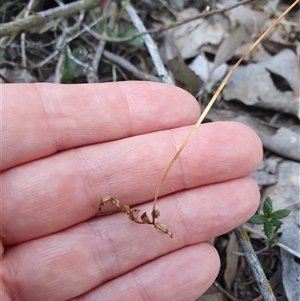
[247,196,290,269]
[247,196,290,242]
[118,28,144,47]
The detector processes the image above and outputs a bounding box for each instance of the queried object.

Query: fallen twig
[214,281,241,301]
[87,6,117,83]
[80,0,257,43]
[20,0,37,82]
[0,0,99,37]
[54,19,68,83]
[0,0,256,39]
[234,226,276,301]
[125,3,173,84]
[102,50,161,82]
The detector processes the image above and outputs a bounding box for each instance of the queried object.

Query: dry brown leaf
[212,24,244,71]
[224,232,240,290]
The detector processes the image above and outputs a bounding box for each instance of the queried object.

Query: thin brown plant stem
[268,226,280,268]
[268,241,273,269]
[151,0,300,220]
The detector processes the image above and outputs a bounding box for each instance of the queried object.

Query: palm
[1,82,262,301]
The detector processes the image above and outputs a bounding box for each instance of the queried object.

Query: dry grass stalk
[98,0,300,240]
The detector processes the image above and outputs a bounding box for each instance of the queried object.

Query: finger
[3,176,258,301]
[3,177,259,300]
[2,121,262,245]
[2,82,199,170]
[74,243,219,301]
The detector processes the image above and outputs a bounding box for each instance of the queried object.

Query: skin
[1,82,263,301]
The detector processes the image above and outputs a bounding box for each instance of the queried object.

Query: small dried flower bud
[121,204,130,213]
[126,208,140,222]
[99,195,110,207]
[101,195,114,203]
[97,204,104,214]
[141,212,151,224]
[98,195,113,213]
[154,222,173,238]
[111,198,120,208]
[97,195,121,215]
[151,209,160,219]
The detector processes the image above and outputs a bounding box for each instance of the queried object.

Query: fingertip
[232,121,263,169]
[214,121,263,175]
[242,176,261,220]
[115,81,201,125]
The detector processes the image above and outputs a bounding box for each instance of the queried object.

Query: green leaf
[263,197,273,217]
[271,220,283,227]
[264,221,275,240]
[158,3,165,10]
[118,29,144,47]
[260,261,271,273]
[247,214,266,224]
[271,209,291,220]
[105,26,113,37]
[62,58,76,82]
[62,46,83,82]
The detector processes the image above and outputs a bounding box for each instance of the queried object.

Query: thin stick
[91,0,256,44]
[214,281,240,301]
[151,0,300,214]
[87,6,117,83]
[79,27,161,81]
[102,50,161,82]
[69,16,104,43]
[54,20,68,83]
[54,0,68,84]
[125,3,174,84]
[0,0,256,40]
[20,0,36,83]
[234,226,276,301]
[0,0,99,37]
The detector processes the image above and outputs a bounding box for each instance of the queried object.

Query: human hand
[1,82,262,301]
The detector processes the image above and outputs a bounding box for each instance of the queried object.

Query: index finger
[2,82,200,171]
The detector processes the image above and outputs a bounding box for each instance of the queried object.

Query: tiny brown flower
[151,209,160,219]
[141,212,151,224]
[154,222,173,238]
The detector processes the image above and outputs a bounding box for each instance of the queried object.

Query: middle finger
[2,122,261,245]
